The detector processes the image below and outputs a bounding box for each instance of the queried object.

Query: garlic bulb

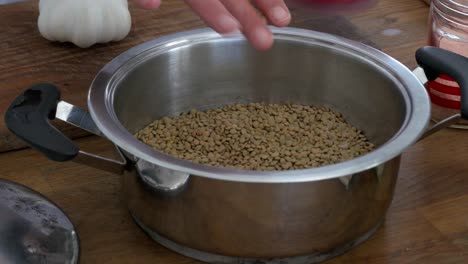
[38,0,132,48]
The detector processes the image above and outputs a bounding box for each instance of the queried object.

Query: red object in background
[426,75,461,109]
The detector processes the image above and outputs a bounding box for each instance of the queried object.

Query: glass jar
[426,0,468,128]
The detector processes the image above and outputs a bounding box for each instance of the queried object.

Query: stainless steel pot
[5,27,468,264]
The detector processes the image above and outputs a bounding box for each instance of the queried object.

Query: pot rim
[88,26,431,183]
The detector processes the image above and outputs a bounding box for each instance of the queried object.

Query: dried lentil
[135,103,375,171]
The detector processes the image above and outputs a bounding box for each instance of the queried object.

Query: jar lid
[0,179,79,264]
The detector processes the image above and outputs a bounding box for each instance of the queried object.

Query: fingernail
[218,15,240,33]
[270,6,290,23]
[254,27,273,50]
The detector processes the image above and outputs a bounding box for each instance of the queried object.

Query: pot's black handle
[4,83,79,162]
[416,46,468,119]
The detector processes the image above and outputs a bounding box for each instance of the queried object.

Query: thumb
[133,0,162,9]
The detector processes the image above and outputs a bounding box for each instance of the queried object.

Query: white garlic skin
[38,0,132,48]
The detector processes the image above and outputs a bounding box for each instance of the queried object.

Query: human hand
[132,0,291,50]
[132,0,162,9]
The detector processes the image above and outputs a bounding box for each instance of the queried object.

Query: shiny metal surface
[56,101,102,136]
[133,214,383,264]
[88,27,431,183]
[123,157,400,257]
[55,101,127,173]
[412,66,429,85]
[420,113,463,140]
[0,179,79,264]
[81,27,432,259]
[136,159,190,195]
[75,150,127,174]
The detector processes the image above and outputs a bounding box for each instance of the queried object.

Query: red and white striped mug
[427,75,463,110]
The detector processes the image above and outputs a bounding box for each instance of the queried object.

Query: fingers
[133,0,162,10]
[184,0,292,50]
[220,0,273,50]
[253,0,291,27]
[185,0,240,34]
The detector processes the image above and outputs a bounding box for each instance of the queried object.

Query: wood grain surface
[1,0,467,263]
[0,0,205,152]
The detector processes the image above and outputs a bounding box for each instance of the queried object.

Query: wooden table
[1,0,467,263]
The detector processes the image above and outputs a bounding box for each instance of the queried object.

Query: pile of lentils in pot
[135,103,375,171]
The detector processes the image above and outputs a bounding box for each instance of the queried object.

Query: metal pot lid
[0,179,79,264]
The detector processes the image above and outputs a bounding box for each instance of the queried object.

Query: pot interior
[112,37,407,148]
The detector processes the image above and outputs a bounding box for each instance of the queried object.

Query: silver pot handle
[413,66,462,140]
[412,46,468,140]
[54,101,127,174]
[57,100,190,193]
[5,84,190,194]
[413,66,463,140]
[4,83,127,174]
[55,101,103,137]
